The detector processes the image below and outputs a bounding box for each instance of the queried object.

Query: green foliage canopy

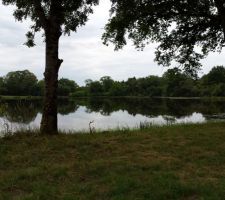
[202,65,225,85]
[4,70,38,95]
[58,78,78,96]
[103,0,225,76]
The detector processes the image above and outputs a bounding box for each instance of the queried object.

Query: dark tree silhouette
[2,0,99,134]
[103,0,225,76]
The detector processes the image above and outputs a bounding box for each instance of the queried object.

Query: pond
[0,97,225,133]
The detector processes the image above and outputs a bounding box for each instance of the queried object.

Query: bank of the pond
[0,122,225,200]
[0,96,42,100]
[0,96,69,100]
[1,95,225,101]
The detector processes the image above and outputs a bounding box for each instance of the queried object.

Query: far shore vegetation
[1,66,225,99]
[0,122,225,199]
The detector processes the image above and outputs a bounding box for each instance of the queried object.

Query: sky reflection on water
[0,98,224,133]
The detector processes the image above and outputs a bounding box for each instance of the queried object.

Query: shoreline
[0,95,225,101]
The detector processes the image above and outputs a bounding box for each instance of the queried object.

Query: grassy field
[0,122,225,200]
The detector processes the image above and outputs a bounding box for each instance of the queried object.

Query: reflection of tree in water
[0,100,79,124]
[57,100,79,115]
[86,98,115,116]
[72,97,225,119]
[0,100,41,124]
[0,98,224,124]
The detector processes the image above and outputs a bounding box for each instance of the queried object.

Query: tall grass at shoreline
[0,120,213,137]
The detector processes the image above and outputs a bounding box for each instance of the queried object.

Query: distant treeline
[0,70,78,96]
[73,66,225,97]
[0,66,225,97]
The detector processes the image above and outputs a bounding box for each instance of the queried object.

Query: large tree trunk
[40,30,62,134]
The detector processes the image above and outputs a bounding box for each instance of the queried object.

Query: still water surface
[0,98,224,133]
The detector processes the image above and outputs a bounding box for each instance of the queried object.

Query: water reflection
[0,98,224,132]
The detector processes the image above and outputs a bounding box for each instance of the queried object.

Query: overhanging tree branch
[103,0,225,76]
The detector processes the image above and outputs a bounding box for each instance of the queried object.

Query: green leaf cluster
[103,0,225,75]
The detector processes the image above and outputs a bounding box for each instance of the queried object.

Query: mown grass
[0,122,225,200]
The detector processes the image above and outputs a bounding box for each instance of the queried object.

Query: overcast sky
[1,0,225,85]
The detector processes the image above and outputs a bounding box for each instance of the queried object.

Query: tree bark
[40,29,62,134]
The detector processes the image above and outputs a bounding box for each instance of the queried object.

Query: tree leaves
[103,0,225,75]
